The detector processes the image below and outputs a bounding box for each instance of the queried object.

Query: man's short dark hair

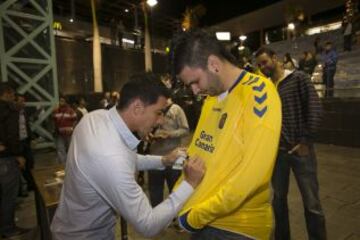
[59,94,68,102]
[170,29,236,76]
[0,82,15,96]
[255,47,276,58]
[117,73,170,110]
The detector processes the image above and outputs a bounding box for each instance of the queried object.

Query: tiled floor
[7,144,360,240]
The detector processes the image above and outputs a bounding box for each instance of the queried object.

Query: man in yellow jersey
[170,29,282,239]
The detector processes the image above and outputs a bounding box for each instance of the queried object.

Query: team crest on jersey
[218,113,227,129]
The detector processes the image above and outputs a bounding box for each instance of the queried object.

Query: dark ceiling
[52,0,281,37]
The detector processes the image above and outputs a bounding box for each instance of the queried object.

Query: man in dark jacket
[256,48,326,240]
[0,83,28,238]
[16,95,35,193]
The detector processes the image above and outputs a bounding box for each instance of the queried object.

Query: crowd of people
[237,37,339,98]
[49,29,328,240]
[1,27,341,240]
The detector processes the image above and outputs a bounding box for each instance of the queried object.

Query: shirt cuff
[136,154,164,170]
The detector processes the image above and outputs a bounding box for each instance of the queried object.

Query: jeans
[55,135,71,164]
[323,67,336,98]
[343,34,352,51]
[272,146,326,240]
[0,157,20,235]
[191,226,254,240]
[148,167,181,207]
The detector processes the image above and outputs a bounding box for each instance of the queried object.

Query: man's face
[16,96,25,109]
[1,90,16,102]
[7,91,16,102]
[162,78,172,89]
[59,97,66,107]
[80,99,86,106]
[256,53,277,78]
[325,44,332,51]
[178,66,224,96]
[137,96,167,138]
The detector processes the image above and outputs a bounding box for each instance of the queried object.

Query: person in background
[301,51,318,76]
[342,16,353,51]
[256,47,326,240]
[322,41,338,97]
[100,92,111,109]
[298,51,307,71]
[106,91,120,110]
[148,95,189,207]
[0,83,29,238]
[314,36,323,55]
[15,95,35,195]
[52,95,77,164]
[51,73,205,239]
[283,52,298,71]
[241,56,255,73]
[75,97,88,121]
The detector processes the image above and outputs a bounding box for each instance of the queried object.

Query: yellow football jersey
[178,71,282,239]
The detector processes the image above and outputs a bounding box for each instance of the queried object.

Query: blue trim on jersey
[229,70,247,93]
[247,77,260,86]
[254,106,268,118]
[253,82,265,92]
[255,93,268,104]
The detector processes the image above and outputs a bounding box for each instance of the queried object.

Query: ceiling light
[122,38,135,44]
[147,0,158,7]
[216,32,231,41]
[239,35,247,41]
[288,23,295,30]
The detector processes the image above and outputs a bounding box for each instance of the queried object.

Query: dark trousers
[20,139,35,191]
[191,226,254,240]
[343,34,352,51]
[148,167,181,207]
[272,147,326,240]
[0,157,20,235]
[323,67,336,98]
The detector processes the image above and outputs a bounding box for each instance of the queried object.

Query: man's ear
[130,98,145,116]
[207,55,221,73]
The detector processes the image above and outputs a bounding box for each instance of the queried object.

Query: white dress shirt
[51,107,194,239]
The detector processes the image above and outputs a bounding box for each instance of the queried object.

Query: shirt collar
[283,69,294,79]
[228,70,247,93]
[217,70,247,101]
[108,106,140,151]
[276,69,294,87]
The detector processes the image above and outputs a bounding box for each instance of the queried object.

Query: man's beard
[205,71,225,96]
[262,65,276,78]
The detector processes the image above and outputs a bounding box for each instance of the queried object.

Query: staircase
[265,29,360,98]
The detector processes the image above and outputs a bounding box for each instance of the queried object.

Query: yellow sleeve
[185,120,280,229]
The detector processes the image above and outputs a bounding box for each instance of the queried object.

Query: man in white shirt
[51,73,205,240]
